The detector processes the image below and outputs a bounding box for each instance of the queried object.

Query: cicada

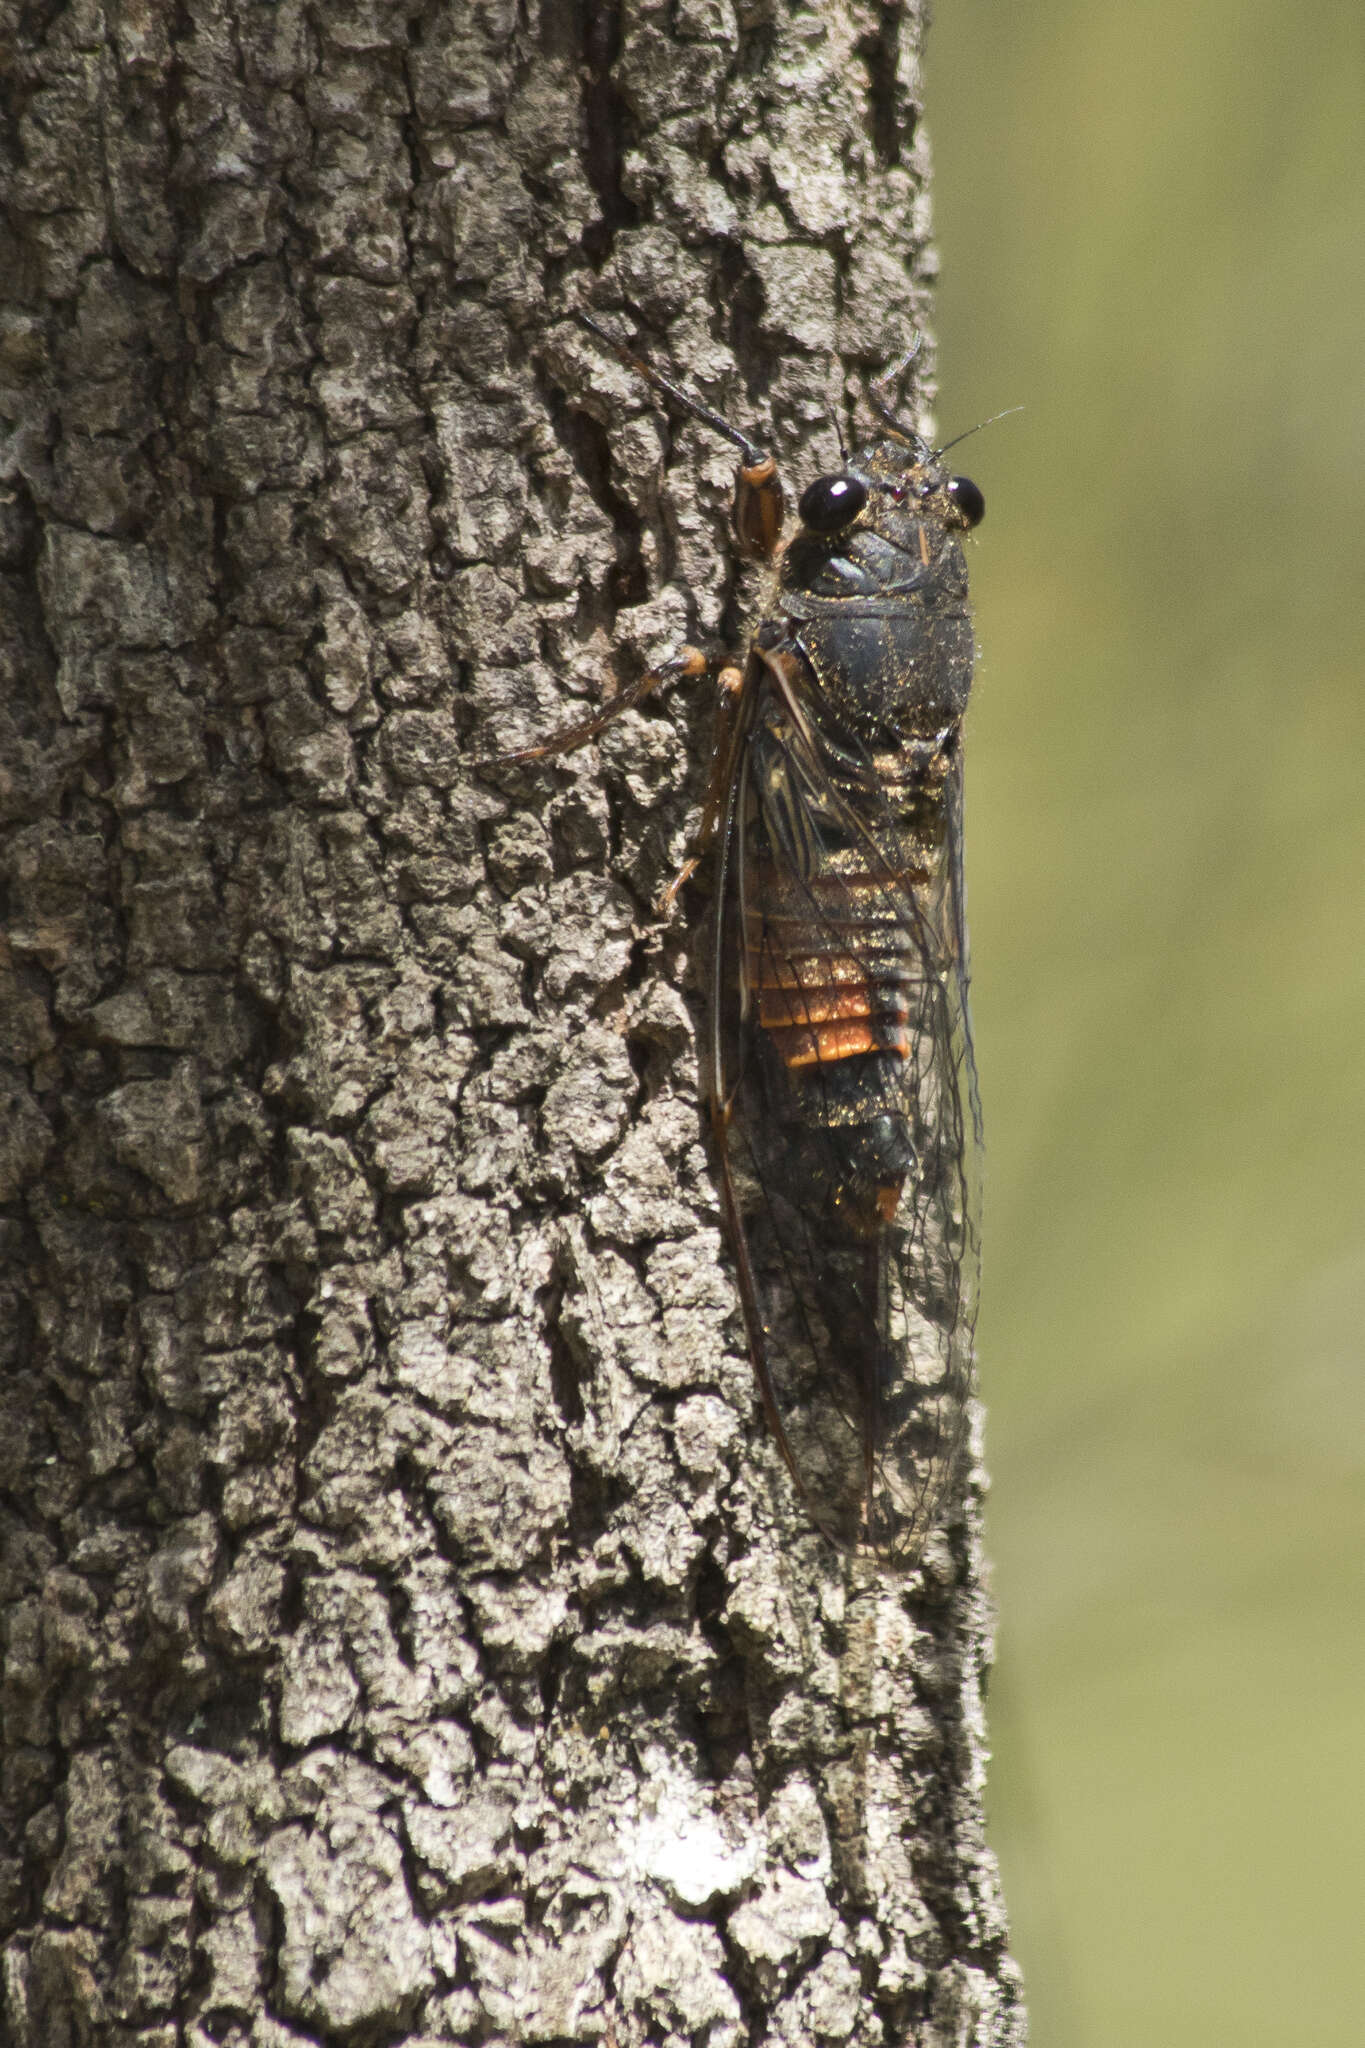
[498,315,986,1566]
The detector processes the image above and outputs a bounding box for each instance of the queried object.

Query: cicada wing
[710,668,981,1564]
[866,882,981,1563]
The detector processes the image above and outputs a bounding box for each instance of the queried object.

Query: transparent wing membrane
[711,651,980,1564]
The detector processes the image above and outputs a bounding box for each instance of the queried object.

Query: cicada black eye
[947,474,985,528]
[798,473,868,532]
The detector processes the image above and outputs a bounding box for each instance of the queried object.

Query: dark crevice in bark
[716,239,772,401]
[542,380,650,618]
[858,9,907,169]
[579,0,640,263]
[537,1639,567,1719]
[733,11,777,79]
[286,1334,340,1483]
[542,1272,586,1428]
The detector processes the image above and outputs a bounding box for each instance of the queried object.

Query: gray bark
[0,2,1024,2044]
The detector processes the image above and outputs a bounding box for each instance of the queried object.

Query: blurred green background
[929,3,1365,2042]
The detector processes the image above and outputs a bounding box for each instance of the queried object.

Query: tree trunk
[0,2,1024,2043]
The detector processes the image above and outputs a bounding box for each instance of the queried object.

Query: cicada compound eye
[798,473,868,533]
[946,474,985,528]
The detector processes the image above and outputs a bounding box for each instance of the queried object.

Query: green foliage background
[929,3,1365,2041]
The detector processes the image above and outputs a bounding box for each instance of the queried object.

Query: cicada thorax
[777,444,976,734]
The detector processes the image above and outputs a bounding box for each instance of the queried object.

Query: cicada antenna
[932,406,1024,461]
[866,337,931,451]
[822,348,848,464]
[573,310,768,471]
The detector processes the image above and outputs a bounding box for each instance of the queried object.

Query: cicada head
[795,438,984,552]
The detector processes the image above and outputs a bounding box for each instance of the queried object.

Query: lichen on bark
[0,2,1023,2042]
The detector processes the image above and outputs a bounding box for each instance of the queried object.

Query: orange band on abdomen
[757,982,879,1030]
[764,1017,894,1069]
[751,948,911,1071]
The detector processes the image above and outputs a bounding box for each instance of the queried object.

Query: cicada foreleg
[574,312,786,564]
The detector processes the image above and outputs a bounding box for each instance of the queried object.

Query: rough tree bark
[0,2,1024,2044]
